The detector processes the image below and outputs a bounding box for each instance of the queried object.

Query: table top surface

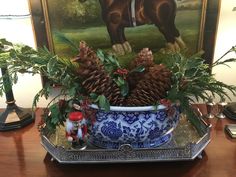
[0,105,236,177]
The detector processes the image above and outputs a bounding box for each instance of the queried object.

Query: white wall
[1,0,236,108]
[0,0,47,108]
[212,0,236,102]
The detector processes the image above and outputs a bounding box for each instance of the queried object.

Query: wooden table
[0,106,236,177]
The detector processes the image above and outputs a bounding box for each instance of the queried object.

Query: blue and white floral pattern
[101,121,123,140]
[89,105,180,149]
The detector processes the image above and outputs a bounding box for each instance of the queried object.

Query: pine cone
[73,42,124,105]
[129,48,154,69]
[125,64,172,106]
[72,41,100,77]
[128,48,155,91]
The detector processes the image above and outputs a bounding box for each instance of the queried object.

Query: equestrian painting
[43,0,206,61]
[79,0,186,55]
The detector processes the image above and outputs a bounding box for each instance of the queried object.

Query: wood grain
[0,106,236,177]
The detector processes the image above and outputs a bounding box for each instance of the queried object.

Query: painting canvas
[41,0,208,66]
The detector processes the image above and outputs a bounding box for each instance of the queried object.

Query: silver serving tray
[40,115,211,164]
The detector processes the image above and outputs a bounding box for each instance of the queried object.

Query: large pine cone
[125,64,172,106]
[74,41,124,105]
[82,68,124,105]
[128,48,155,91]
[129,48,154,69]
[72,41,100,78]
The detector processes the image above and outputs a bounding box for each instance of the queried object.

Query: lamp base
[0,103,34,131]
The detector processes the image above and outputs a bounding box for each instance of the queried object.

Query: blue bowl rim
[90,104,167,112]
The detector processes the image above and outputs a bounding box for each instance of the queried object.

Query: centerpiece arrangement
[1,38,236,150]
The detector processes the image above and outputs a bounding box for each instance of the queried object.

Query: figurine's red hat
[69,112,83,121]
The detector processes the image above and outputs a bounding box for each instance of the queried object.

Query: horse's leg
[149,18,179,53]
[157,23,181,53]
[160,20,186,53]
[118,27,132,53]
[175,36,186,50]
[105,10,129,55]
[145,1,184,53]
[169,19,186,49]
[106,23,125,55]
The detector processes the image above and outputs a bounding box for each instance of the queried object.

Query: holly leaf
[90,92,98,100]
[130,65,145,73]
[107,55,120,67]
[121,82,129,96]
[97,49,105,62]
[98,95,110,112]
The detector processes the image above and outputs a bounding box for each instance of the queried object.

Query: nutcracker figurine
[65,111,88,149]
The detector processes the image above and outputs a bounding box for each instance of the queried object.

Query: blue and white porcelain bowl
[89,104,180,149]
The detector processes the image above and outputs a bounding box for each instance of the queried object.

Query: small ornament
[65,111,88,149]
[216,98,227,119]
[205,97,215,119]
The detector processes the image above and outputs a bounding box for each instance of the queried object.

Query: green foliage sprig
[212,46,236,67]
[167,51,236,103]
[97,49,145,97]
[0,39,82,107]
[0,38,112,132]
[1,37,236,133]
[97,49,129,96]
[165,48,236,129]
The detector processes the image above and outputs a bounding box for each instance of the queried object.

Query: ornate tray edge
[40,118,211,163]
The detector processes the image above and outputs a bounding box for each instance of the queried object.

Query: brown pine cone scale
[74,41,125,106]
[125,64,172,106]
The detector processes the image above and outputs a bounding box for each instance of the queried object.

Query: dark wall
[203,0,221,66]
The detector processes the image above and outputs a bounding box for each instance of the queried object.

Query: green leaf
[175,72,183,79]
[32,85,51,109]
[117,77,125,85]
[106,55,115,63]
[61,74,72,86]
[130,65,145,73]
[104,65,115,73]
[97,49,121,73]
[68,86,77,97]
[54,32,78,52]
[47,57,57,74]
[185,69,198,78]
[98,95,110,112]
[0,38,13,46]
[21,45,34,54]
[97,49,105,62]
[90,92,98,100]
[49,103,60,120]
[32,92,40,109]
[107,55,120,67]
[186,58,204,69]
[113,77,125,87]
[121,82,129,96]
